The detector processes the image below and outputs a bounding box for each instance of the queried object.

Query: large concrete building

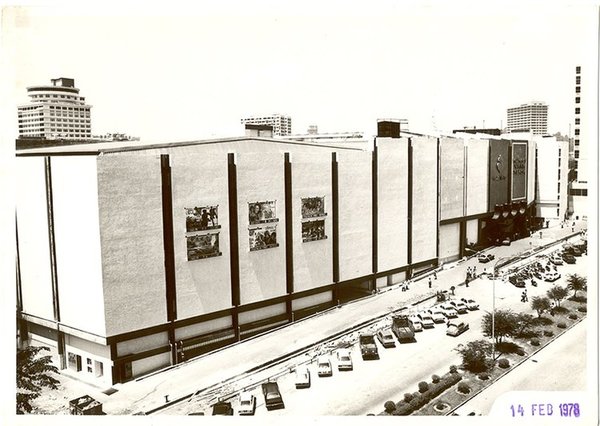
[506,102,548,135]
[534,136,569,225]
[240,114,292,136]
[17,77,92,140]
[569,65,589,218]
[16,124,540,386]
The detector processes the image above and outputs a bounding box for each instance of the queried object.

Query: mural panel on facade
[249,225,278,251]
[186,233,220,260]
[185,206,219,232]
[302,219,326,242]
[511,142,527,201]
[301,197,326,218]
[488,139,510,210]
[248,201,278,224]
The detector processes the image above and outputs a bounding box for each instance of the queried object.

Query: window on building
[576,66,581,73]
[94,361,104,377]
[575,151,580,158]
[576,76,581,84]
[575,129,580,136]
[68,353,82,372]
[575,118,580,125]
[556,208,560,216]
[575,86,580,93]
[575,97,580,103]
[557,183,560,192]
[575,139,580,146]
[575,107,580,114]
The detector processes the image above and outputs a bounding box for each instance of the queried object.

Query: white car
[417,312,435,328]
[426,309,446,323]
[460,298,479,310]
[449,300,468,314]
[550,254,563,265]
[408,316,423,332]
[336,349,353,371]
[238,392,256,415]
[294,366,311,388]
[543,271,561,282]
[317,357,333,377]
[439,304,458,319]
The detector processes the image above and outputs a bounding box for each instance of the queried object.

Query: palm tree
[566,274,587,298]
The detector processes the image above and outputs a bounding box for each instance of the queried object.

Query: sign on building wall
[300,196,327,242]
[488,139,510,210]
[249,225,278,251]
[302,219,326,242]
[511,142,528,201]
[301,197,326,218]
[185,205,219,232]
[186,233,221,260]
[248,201,278,224]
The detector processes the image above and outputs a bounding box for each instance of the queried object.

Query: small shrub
[435,402,448,411]
[516,348,525,356]
[557,322,567,329]
[457,382,471,394]
[449,365,458,374]
[498,358,510,369]
[418,381,429,393]
[384,401,396,414]
[569,295,587,303]
[530,338,540,346]
[403,393,413,403]
[532,317,553,326]
[478,373,490,380]
[569,314,578,320]
[554,306,569,314]
[578,306,587,313]
[496,341,521,354]
[431,374,440,384]
[543,330,554,337]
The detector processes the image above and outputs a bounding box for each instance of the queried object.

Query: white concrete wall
[291,152,333,292]
[292,291,332,310]
[466,219,478,245]
[411,136,438,264]
[97,154,167,337]
[175,316,233,340]
[239,303,286,324]
[466,139,489,215]
[236,152,286,305]
[440,137,464,220]
[16,157,55,321]
[171,153,232,319]
[337,150,372,281]
[116,331,169,356]
[376,137,408,272]
[51,156,106,336]
[439,223,460,261]
[132,352,171,377]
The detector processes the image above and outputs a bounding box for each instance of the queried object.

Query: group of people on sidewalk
[465,266,477,287]
[520,289,528,302]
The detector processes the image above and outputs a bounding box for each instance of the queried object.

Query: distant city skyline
[2,2,598,143]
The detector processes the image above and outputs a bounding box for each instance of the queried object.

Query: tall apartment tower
[569,65,588,218]
[506,102,548,135]
[18,77,92,140]
[240,114,292,136]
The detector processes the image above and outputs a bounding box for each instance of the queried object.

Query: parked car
[317,356,333,377]
[549,254,563,265]
[448,300,468,314]
[408,316,423,332]
[238,392,256,416]
[359,333,381,357]
[543,271,561,282]
[446,321,469,337]
[478,253,495,263]
[562,253,576,264]
[294,366,311,389]
[426,309,446,323]
[501,238,511,246]
[511,278,526,288]
[336,349,353,371]
[416,312,435,328]
[460,298,479,310]
[439,304,458,319]
[376,328,397,348]
[212,401,233,416]
[261,381,284,411]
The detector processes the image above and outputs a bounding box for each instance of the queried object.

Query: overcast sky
[1,1,598,142]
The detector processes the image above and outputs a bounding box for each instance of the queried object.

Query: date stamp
[510,403,581,417]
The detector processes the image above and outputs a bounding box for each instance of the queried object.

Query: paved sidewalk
[49,220,589,415]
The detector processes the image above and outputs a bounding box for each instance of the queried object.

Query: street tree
[546,286,569,307]
[17,346,59,414]
[566,274,587,298]
[514,312,536,337]
[482,309,519,344]
[530,296,552,317]
[455,340,493,373]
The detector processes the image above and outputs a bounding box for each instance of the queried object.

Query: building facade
[16,127,537,387]
[17,77,92,140]
[534,136,569,225]
[569,65,588,218]
[240,114,292,136]
[506,102,548,135]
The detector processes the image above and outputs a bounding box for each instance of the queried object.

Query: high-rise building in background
[240,114,292,136]
[17,77,92,140]
[506,102,548,135]
[569,65,588,218]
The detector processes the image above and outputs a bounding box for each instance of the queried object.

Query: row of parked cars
[206,297,480,416]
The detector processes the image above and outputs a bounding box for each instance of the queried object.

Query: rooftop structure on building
[18,77,93,140]
[452,128,502,136]
[241,113,292,136]
[280,125,367,148]
[506,102,548,135]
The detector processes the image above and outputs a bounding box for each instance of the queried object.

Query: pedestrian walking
[428,277,432,288]
[434,271,437,280]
